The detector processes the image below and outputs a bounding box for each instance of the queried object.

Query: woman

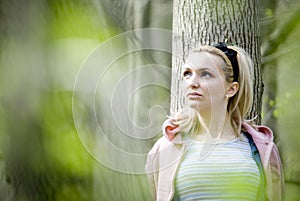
[145,43,285,201]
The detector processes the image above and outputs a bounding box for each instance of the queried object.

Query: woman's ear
[226,82,239,98]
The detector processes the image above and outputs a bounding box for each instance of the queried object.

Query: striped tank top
[175,134,260,200]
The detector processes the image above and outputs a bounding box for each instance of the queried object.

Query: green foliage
[262,4,300,199]
[265,8,274,18]
[48,0,120,41]
[41,91,93,176]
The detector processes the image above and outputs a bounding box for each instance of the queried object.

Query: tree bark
[172,0,262,123]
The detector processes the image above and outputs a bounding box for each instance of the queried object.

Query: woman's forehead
[183,52,222,70]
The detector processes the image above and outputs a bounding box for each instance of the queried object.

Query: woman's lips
[187,92,202,98]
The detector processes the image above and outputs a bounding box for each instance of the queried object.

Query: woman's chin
[187,102,202,110]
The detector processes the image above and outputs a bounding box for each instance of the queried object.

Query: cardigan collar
[163,120,274,145]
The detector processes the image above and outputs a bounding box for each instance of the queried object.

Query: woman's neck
[194,110,236,142]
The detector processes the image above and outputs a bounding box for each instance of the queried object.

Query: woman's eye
[183,70,193,78]
[201,71,212,78]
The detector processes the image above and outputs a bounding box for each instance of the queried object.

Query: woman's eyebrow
[183,65,195,70]
[183,66,215,74]
[197,67,211,70]
[195,67,215,73]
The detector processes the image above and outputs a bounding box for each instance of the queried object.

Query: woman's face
[182,51,231,112]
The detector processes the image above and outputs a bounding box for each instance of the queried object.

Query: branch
[285,179,300,187]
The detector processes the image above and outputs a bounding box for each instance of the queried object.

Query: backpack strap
[245,132,267,201]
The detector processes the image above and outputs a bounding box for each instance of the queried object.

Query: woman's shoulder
[148,136,174,155]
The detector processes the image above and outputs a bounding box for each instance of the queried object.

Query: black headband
[213,42,239,82]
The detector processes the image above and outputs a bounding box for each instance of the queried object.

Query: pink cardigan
[145,121,285,201]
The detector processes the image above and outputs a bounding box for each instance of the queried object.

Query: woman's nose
[190,77,200,89]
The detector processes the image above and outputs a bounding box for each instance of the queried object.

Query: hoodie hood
[242,122,274,144]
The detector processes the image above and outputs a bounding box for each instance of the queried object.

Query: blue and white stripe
[175,135,260,201]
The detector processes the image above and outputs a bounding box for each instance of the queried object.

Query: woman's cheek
[181,80,187,91]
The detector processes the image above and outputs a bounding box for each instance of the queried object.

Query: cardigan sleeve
[269,143,285,201]
[145,139,163,200]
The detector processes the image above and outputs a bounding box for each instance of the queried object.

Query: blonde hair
[173,45,254,137]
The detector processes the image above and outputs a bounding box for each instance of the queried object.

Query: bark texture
[172,0,262,123]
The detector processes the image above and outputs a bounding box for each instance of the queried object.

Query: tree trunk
[172,0,262,123]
